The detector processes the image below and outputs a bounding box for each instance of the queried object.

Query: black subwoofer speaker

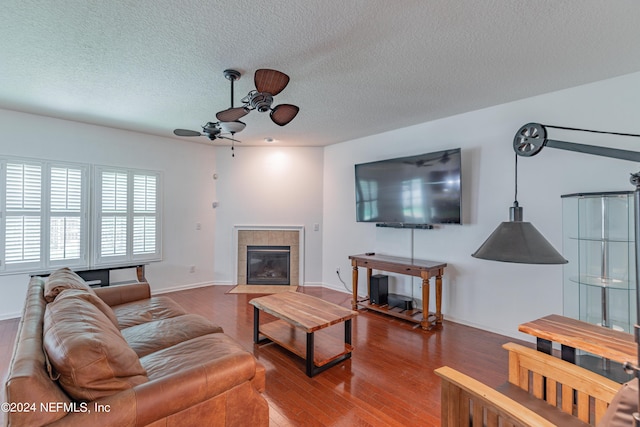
[370,274,388,305]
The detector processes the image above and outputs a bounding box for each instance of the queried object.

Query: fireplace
[235,227,301,286]
[246,245,291,285]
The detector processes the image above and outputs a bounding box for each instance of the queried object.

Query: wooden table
[249,292,358,377]
[519,314,637,382]
[519,314,637,364]
[349,253,446,330]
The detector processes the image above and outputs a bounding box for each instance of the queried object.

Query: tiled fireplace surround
[235,226,303,286]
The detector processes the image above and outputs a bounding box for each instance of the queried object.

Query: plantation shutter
[49,166,85,262]
[99,170,128,259]
[4,162,42,266]
[133,174,157,255]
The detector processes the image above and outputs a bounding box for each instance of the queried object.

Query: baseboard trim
[0,311,21,321]
[300,281,327,288]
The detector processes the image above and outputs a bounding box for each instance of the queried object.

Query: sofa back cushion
[44,267,95,303]
[57,288,120,328]
[43,289,148,401]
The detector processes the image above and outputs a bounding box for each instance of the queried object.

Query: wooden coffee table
[250,292,357,377]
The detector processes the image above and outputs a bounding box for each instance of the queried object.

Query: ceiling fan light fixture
[218,120,246,134]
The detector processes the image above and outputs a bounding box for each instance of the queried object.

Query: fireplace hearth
[247,245,291,285]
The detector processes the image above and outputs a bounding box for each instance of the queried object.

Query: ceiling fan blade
[216,107,249,122]
[254,69,290,96]
[270,104,299,126]
[219,135,242,143]
[174,129,202,137]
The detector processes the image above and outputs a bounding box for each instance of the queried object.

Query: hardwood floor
[0,285,530,426]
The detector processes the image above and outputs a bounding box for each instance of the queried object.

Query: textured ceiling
[2,1,640,147]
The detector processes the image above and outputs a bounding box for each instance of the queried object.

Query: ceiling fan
[173,68,299,155]
[215,68,299,126]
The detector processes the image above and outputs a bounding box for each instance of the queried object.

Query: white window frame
[93,166,162,267]
[0,157,89,274]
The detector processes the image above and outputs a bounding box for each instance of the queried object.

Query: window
[0,159,88,273]
[0,157,161,274]
[94,167,161,266]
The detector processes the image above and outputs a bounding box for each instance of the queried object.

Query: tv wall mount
[375,223,434,229]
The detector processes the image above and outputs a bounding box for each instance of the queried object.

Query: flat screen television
[354,148,462,226]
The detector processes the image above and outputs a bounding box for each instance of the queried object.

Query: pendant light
[472,152,567,264]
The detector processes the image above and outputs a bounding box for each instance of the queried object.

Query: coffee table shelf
[260,320,354,367]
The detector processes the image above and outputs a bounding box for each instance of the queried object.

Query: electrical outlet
[189,265,196,273]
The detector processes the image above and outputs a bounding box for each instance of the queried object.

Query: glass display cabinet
[562,191,635,381]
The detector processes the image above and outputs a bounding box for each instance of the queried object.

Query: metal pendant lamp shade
[472,203,568,264]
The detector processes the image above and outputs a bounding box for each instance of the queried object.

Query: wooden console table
[31,264,147,287]
[349,253,447,330]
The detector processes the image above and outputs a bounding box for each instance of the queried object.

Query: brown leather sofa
[5,268,268,427]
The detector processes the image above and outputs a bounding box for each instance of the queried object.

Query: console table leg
[136,265,147,283]
[351,264,358,310]
[421,274,431,330]
[435,273,443,324]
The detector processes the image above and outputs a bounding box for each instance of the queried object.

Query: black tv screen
[355,148,462,225]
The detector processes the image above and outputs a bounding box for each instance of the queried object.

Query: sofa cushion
[112,296,187,329]
[43,289,148,401]
[140,334,258,392]
[44,267,96,303]
[121,314,224,357]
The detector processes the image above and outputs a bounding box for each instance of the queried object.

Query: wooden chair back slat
[504,342,620,425]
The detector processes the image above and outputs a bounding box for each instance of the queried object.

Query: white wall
[322,71,640,338]
[0,109,218,319]
[2,71,639,337]
[212,146,324,285]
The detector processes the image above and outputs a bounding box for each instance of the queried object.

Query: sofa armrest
[133,354,256,425]
[435,366,555,426]
[93,282,151,307]
[47,352,263,427]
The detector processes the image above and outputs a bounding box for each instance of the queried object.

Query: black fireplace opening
[246,245,291,285]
